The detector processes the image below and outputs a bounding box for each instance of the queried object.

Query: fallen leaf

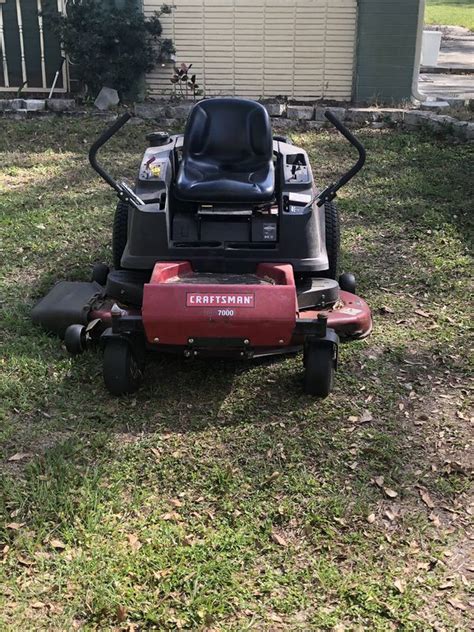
[379,305,395,314]
[439,581,454,590]
[161,511,180,521]
[348,415,359,423]
[126,534,142,551]
[419,489,435,509]
[8,452,32,462]
[262,471,281,486]
[17,556,35,566]
[170,498,183,508]
[116,604,127,622]
[50,539,66,550]
[415,309,431,319]
[393,579,405,594]
[359,409,373,423]
[447,597,466,611]
[271,531,288,547]
[31,601,46,609]
[150,447,161,459]
[384,488,398,498]
[384,509,397,522]
[429,512,441,527]
[6,522,25,530]
[367,513,376,524]
[374,476,385,488]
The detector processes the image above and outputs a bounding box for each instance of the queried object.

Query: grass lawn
[425,0,474,31]
[0,116,473,630]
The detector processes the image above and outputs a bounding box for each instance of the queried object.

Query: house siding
[355,0,421,102]
[144,0,358,101]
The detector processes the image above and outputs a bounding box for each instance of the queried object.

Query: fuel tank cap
[146,131,170,147]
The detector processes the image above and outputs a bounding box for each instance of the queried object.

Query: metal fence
[0,0,68,92]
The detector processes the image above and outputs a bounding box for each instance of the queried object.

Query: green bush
[44,0,175,100]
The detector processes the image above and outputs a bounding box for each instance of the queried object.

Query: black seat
[175,98,275,204]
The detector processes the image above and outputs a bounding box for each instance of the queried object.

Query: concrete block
[47,98,76,112]
[24,99,46,111]
[420,100,450,111]
[0,99,13,111]
[314,106,346,122]
[10,99,25,110]
[423,114,458,132]
[452,120,469,140]
[262,102,286,117]
[346,108,383,124]
[378,108,406,123]
[134,102,167,119]
[167,102,194,119]
[287,105,314,120]
[464,122,474,141]
[403,110,433,129]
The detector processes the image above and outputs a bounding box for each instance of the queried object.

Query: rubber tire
[103,338,143,396]
[64,324,86,355]
[112,201,129,270]
[324,201,340,280]
[91,263,109,286]
[303,343,335,397]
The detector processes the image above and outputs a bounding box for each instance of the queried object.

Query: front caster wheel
[303,343,336,397]
[103,338,144,396]
[339,272,356,294]
[64,324,87,355]
[91,263,110,286]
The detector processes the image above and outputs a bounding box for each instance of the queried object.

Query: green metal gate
[0,0,68,92]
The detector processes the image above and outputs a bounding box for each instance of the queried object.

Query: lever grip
[316,110,366,206]
[324,110,366,168]
[89,112,132,193]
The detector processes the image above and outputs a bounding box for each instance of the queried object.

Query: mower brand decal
[186,293,255,307]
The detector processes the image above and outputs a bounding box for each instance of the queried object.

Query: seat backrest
[182,98,273,170]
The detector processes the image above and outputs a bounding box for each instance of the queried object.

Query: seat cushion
[176,156,275,203]
[175,98,275,204]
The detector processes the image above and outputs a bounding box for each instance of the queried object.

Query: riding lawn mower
[32,98,372,397]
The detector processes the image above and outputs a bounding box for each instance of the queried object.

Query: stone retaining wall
[134,102,473,140]
[1,99,473,141]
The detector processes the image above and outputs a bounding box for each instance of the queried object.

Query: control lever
[302,110,366,211]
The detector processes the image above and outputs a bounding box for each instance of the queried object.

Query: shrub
[44,0,175,100]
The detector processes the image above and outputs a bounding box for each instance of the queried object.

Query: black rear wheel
[324,201,340,280]
[303,343,336,397]
[103,338,143,396]
[112,201,129,269]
